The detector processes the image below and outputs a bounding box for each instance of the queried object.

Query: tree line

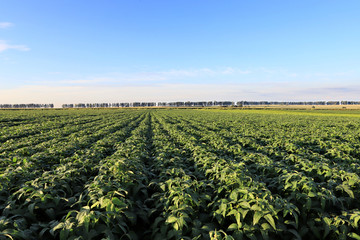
[1,101,358,109]
[61,101,360,108]
[0,104,54,109]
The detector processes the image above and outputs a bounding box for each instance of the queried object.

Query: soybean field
[1,108,360,240]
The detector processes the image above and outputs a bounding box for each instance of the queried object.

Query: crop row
[1,109,360,240]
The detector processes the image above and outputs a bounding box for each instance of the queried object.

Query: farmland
[1,108,360,240]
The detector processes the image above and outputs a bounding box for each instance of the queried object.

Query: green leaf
[246,232,258,240]
[178,216,187,229]
[345,187,355,199]
[230,190,238,201]
[251,204,261,211]
[234,212,241,227]
[308,192,316,197]
[165,215,177,224]
[336,184,355,198]
[112,197,125,207]
[323,217,332,226]
[50,221,64,234]
[28,203,36,215]
[261,223,272,230]
[353,216,360,228]
[1,234,14,240]
[228,223,238,231]
[240,209,249,221]
[349,232,360,240]
[239,201,251,209]
[173,222,179,230]
[232,230,243,240]
[83,216,90,233]
[227,209,238,216]
[253,211,262,225]
[264,214,276,230]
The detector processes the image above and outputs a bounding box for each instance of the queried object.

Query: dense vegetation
[0,104,54,109]
[1,108,360,240]
[61,101,360,108]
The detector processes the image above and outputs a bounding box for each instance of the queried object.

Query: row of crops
[1,108,360,239]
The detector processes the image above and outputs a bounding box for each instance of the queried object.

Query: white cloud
[160,67,250,77]
[0,40,30,52]
[35,67,252,87]
[58,78,113,85]
[0,84,245,107]
[222,67,235,74]
[159,68,214,77]
[0,22,13,29]
[4,67,356,107]
[103,67,250,83]
[220,67,251,75]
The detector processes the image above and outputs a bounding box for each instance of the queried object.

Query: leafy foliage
[1,108,360,239]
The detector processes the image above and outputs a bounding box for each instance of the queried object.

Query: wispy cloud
[112,67,250,82]
[0,40,30,52]
[159,67,251,77]
[59,78,113,85]
[159,68,215,77]
[36,66,360,92]
[2,81,359,108]
[36,67,252,87]
[0,22,13,29]
[221,67,251,75]
[0,23,30,53]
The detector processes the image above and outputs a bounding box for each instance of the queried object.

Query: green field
[1,108,360,240]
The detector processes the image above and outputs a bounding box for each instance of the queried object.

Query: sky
[0,0,360,107]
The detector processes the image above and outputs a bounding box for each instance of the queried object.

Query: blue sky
[1,0,359,106]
